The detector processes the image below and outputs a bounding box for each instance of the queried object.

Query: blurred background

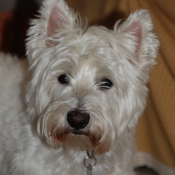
[0,0,175,175]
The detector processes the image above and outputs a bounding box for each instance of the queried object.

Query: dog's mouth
[72,129,86,135]
[48,127,112,155]
[61,127,89,136]
[48,128,96,152]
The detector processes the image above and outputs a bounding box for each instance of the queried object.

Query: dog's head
[26,0,159,154]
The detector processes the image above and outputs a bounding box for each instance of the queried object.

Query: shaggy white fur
[0,0,159,174]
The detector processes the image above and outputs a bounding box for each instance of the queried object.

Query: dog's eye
[58,74,69,85]
[100,79,113,90]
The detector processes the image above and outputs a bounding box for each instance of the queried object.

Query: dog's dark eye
[58,74,69,85]
[100,79,113,90]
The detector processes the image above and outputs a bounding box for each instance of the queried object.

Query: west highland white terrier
[0,0,159,174]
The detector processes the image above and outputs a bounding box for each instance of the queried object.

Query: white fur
[0,0,159,174]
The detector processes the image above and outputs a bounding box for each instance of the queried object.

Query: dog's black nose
[67,109,90,130]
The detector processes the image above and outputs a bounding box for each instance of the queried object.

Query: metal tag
[84,150,97,175]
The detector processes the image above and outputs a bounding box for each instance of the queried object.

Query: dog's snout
[67,109,90,130]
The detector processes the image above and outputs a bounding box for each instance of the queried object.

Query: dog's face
[26,0,159,154]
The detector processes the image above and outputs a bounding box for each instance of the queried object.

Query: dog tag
[84,150,97,175]
[87,165,93,175]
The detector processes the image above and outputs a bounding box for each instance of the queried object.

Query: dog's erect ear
[44,0,79,47]
[114,10,159,66]
[45,0,70,47]
[26,0,79,64]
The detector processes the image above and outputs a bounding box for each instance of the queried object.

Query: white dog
[0,0,159,174]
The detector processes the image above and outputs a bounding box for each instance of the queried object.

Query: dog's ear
[44,0,80,47]
[114,10,159,68]
[26,0,79,64]
[45,0,71,47]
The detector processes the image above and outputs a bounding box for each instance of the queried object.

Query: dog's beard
[37,110,114,155]
[48,127,97,150]
[42,123,113,155]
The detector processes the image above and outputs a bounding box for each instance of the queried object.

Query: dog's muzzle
[67,109,90,130]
